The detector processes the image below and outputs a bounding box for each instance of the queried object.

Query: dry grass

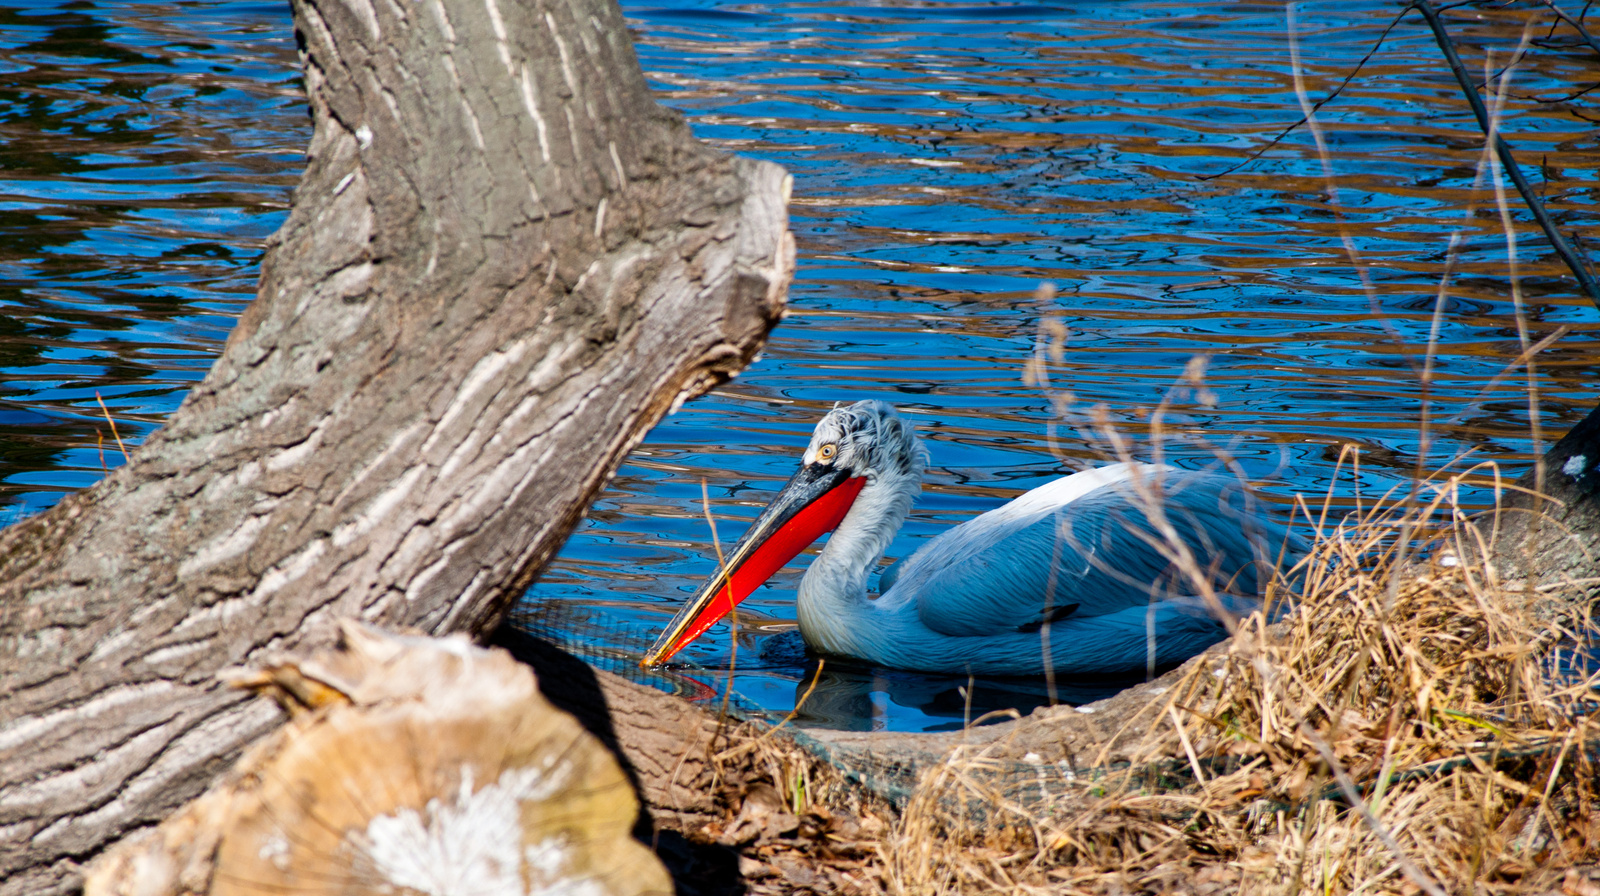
[871,474,1600,896]
[685,447,1600,896]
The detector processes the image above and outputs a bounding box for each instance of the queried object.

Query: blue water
[1,1,1595,730]
[0,1,303,519]
[526,0,1600,730]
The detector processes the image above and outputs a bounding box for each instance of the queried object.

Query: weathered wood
[0,0,792,890]
[84,622,671,896]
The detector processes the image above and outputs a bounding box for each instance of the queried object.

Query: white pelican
[642,400,1303,676]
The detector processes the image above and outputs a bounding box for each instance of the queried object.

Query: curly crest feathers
[806,400,928,480]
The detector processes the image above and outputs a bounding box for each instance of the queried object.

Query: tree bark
[0,0,792,891]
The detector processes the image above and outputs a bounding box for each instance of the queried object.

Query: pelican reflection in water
[643,401,1304,679]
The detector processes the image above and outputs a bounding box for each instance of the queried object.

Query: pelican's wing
[877,555,907,595]
[903,472,1297,638]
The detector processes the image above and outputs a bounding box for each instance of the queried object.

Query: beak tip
[640,643,669,669]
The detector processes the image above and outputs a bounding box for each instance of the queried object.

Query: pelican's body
[644,401,1304,677]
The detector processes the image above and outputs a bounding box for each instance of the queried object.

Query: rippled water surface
[2,1,1595,731]
[527,0,1600,730]
[0,1,303,517]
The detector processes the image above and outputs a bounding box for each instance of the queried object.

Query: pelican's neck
[795,468,920,651]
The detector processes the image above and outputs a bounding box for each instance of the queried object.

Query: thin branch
[1409,0,1600,306]
[1539,0,1600,57]
[1197,6,1411,182]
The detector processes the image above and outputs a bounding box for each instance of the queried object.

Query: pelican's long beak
[641,463,865,667]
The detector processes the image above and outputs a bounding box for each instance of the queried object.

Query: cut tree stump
[84,621,672,896]
[0,0,791,892]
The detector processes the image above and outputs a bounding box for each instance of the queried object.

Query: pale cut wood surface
[84,622,671,896]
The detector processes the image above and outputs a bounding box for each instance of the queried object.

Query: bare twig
[1539,0,1600,57]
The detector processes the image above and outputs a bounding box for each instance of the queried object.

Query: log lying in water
[0,0,791,890]
[84,622,671,896]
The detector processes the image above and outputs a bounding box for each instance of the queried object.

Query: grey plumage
[788,401,1305,676]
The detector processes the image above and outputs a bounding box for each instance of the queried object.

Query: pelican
[642,400,1303,677]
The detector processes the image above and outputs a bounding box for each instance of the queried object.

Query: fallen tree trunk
[0,0,792,891]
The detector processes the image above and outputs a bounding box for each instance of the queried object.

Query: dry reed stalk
[95,391,127,461]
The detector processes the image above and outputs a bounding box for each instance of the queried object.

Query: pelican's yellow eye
[818,443,838,463]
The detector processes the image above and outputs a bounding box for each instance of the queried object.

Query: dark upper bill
[641,463,865,667]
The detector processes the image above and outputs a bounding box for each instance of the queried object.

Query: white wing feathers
[891,468,1297,639]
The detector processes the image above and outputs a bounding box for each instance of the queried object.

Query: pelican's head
[802,400,928,482]
[641,399,923,668]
